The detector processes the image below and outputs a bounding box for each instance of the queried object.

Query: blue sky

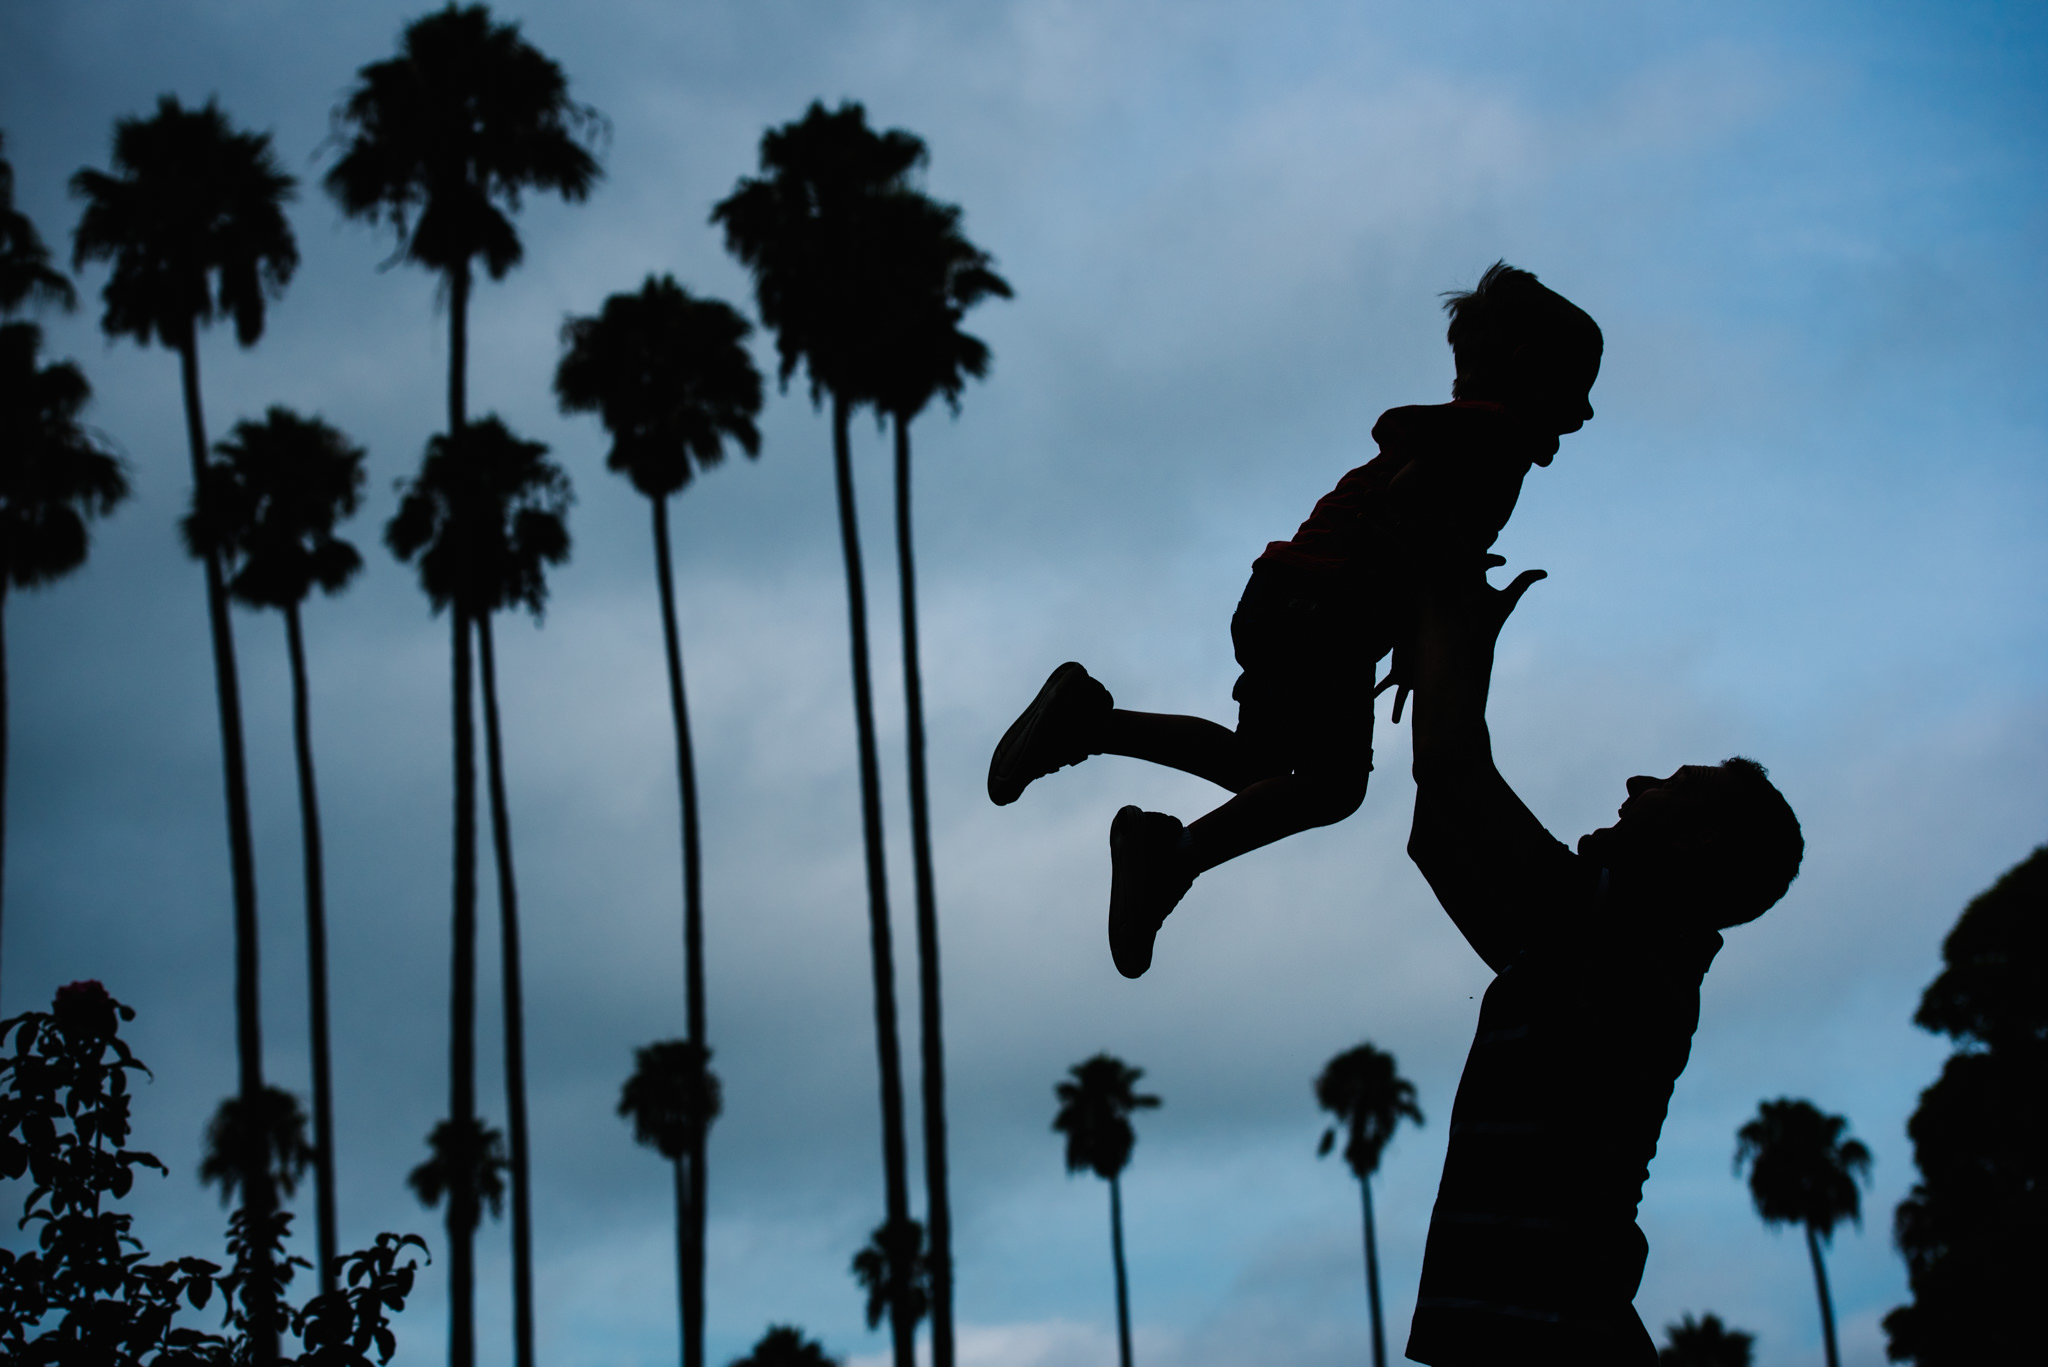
[3,3,2044,1365]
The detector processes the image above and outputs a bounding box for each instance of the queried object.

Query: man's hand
[1410,555,1546,777]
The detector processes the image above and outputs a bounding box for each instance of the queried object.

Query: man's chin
[1578,827,1618,863]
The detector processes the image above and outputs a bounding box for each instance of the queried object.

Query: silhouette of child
[987,262,1602,978]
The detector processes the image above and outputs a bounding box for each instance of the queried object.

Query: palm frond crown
[71,96,297,350]
[554,274,763,500]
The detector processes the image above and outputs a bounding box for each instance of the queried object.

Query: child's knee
[1299,767,1370,827]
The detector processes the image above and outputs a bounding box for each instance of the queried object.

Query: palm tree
[851,1217,929,1338]
[1315,1043,1423,1367]
[556,275,760,1367]
[848,185,1011,1367]
[713,101,925,1367]
[198,1084,316,1207]
[183,406,364,1295]
[1053,1053,1161,1367]
[325,2,602,441]
[0,320,126,1009]
[1659,1312,1755,1367]
[732,1325,840,1367]
[618,1037,724,1367]
[2,130,77,314]
[1734,1098,1871,1367]
[70,95,297,1359]
[330,27,593,1354]
[387,415,568,1367]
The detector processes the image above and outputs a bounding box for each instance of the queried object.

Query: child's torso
[1255,400,1558,591]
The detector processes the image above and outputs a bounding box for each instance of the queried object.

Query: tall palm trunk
[650,493,708,1367]
[177,332,278,1364]
[830,394,913,1367]
[672,1154,693,1366]
[477,612,536,1367]
[892,414,951,1367]
[283,602,339,1296]
[449,261,470,432]
[1806,1224,1840,1367]
[1109,1173,1133,1367]
[444,252,479,1367]
[447,605,480,1367]
[1359,1177,1385,1367]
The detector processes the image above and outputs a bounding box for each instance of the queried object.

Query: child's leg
[1097,708,1268,792]
[1098,707,1366,868]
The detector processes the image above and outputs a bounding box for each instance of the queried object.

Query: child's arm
[1406,560,1581,972]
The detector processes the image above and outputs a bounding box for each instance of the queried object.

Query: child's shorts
[1229,563,1378,780]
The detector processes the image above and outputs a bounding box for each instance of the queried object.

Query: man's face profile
[1578,765,1733,891]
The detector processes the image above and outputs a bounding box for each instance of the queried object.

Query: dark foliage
[405,1117,508,1231]
[325,3,603,281]
[618,1039,722,1162]
[183,408,365,611]
[1315,1042,1423,1182]
[1659,1312,1754,1367]
[710,100,926,402]
[555,275,762,498]
[731,1324,839,1367]
[71,96,297,352]
[0,981,423,1364]
[0,130,76,315]
[385,416,570,619]
[198,1086,315,1206]
[1883,845,2047,1364]
[1734,1098,1870,1239]
[0,321,127,591]
[1053,1054,1158,1182]
[850,1218,928,1333]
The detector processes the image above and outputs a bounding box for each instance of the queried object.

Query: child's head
[1443,262,1603,434]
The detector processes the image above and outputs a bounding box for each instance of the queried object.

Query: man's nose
[1626,774,1657,797]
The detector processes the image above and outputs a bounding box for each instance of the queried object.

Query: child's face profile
[1507,345,1599,436]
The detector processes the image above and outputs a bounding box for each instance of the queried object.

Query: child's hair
[1442,261,1602,401]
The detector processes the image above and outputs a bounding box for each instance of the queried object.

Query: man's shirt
[1405,767,1721,1366]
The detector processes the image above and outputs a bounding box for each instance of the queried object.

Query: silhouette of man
[1402,563,1802,1366]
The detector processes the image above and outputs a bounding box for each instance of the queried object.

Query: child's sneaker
[1108,806,1193,979]
[987,662,1113,806]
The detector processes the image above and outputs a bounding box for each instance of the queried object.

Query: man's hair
[1706,756,1803,926]
[1442,260,1603,401]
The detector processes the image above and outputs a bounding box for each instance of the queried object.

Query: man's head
[1577,757,1804,929]
[1443,261,1603,435]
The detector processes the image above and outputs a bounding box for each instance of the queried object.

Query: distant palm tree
[848,185,1011,1367]
[732,1325,840,1367]
[618,1038,724,1367]
[1315,1043,1423,1367]
[184,406,364,1295]
[387,414,568,1367]
[851,1217,930,1337]
[330,25,595,1353]
[198,1084,316,1206]
[409,1113,509,1226]
[556,274,759,1367]
[1659,1311,1755,1367]
[1053,1053,1161,1367]
[2,130,77,314]
[70,95,296,1360]
[1735,1098,1871,1367]
[325,2,602,441]
[0,320,126,1009]
[714,101,924,1367]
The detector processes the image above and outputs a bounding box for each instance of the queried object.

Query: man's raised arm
[1406,562,1580,972]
